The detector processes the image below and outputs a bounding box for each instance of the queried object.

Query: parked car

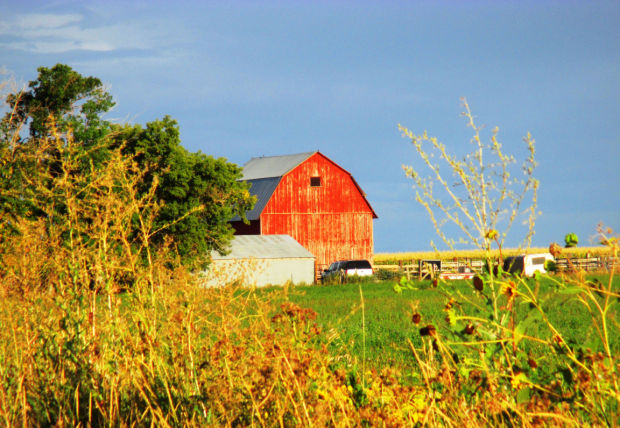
[322,260,373,283]
[503,253,554,277]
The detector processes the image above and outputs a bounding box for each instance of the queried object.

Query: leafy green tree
[564,232,579,248]
[112,118,255,265]
[4,63,114,142]
[1,64,114,224]
[1,64,254,267]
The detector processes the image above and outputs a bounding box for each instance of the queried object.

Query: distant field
[263,274,619,375]
[375,246,612,264]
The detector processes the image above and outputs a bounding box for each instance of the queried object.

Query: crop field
[374,246,611,265]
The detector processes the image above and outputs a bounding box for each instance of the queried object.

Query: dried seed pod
[420,324,436,337]
[473,276,484,291]
[411,313,421,325]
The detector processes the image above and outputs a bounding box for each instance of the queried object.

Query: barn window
[310,176,321,187]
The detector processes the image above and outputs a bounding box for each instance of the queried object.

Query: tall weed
[398,101,619,425]
[0,112,427,426]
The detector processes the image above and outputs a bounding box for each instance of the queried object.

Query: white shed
[201,235,315,287]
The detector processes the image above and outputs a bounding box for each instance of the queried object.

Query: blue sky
[1,0,619,253]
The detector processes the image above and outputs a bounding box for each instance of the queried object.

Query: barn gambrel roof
[241,152,315,180]
[238,152,316,220]
[235,151,377,221]
[241,177,280,220]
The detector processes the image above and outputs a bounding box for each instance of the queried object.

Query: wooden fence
[554,257,619,272]
[374,256,619,279]
[374,259,484,280]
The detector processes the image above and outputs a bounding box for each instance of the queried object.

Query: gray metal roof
[241,152,316,180]
[231,151,377,221]
[231,177,280,221]
[212,235,314,260]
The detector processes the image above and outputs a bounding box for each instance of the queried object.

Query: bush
[374,268,401,281]
[545,259,558,272]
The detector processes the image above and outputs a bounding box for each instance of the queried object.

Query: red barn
[231,152,377,277]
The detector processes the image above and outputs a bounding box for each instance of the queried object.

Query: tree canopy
[112,117,254,263]
[5,64,114,142]
[1,64,254,268]
[564,233,579,248]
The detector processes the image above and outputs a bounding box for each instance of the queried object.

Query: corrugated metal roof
[241,152,316,180]
[212,235,314,260]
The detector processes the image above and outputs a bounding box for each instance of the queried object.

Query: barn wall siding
[263,153,373,215]
[261,213,373,270]
[260,153,374,272]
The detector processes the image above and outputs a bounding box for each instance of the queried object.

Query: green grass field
[259,274,619,376]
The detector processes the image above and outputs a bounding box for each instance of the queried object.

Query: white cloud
[0,12,159,53]
[13,13,82,30]
[1,39,115,54]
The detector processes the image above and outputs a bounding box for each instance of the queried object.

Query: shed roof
[241,152,315,180]
[212,235,314,260]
